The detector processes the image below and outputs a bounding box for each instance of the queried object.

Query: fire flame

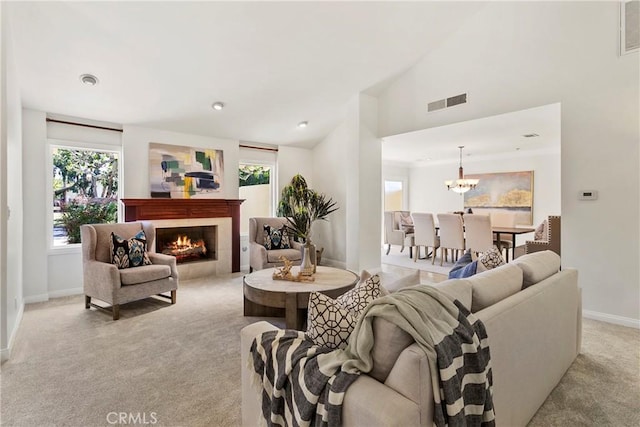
[176,235,191,247]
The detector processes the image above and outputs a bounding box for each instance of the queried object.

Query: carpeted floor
[1,273,638,427]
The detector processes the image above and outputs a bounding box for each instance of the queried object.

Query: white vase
[300,242,315,276]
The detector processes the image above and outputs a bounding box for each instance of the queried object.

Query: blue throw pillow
[448,260,478,278]
[448,249,477,279]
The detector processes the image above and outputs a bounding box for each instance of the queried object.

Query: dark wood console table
[121,198,244,272]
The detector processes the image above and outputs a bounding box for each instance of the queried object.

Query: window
[51,145,119,246]
[384,180,404,211]
[239,163,274,234]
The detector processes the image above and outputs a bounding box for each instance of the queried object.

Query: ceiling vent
[427,93,467,112]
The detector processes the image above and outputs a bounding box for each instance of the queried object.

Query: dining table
[491,226,536,261]
[429,224,536,262]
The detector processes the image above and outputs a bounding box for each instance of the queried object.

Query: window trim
[47,138,123,252]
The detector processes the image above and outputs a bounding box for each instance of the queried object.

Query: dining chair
[436,213,465,266]
[463,214,494,256]
[525,215,561,256]
[411,212,440,265]
[490,211,516,260]
[384,211,415,256]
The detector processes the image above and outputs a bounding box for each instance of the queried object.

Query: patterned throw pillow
[477,247,505,273]
[337,274,382,314]
[110,230,152,269]
[399,212,414,233]
[263,225,291,250]
[306,275,382,350]
[534,220,548,241]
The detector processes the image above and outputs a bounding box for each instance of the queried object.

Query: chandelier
[445,146,479,194]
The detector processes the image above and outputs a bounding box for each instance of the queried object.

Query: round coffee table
[243,266,359,330]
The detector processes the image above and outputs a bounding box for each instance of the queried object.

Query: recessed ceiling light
[522,133,539,138]
[79,74,99,86]
[212,102,225,111]
[297,121,308,128]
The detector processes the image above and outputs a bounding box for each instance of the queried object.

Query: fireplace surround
[121,198,243,278]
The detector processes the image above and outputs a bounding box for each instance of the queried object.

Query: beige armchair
[383,211,415,257]
[81,221,178,320]
[249,217,303,272]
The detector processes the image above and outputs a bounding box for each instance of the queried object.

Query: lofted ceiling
[6,1,485,147]
[382,103,561,167]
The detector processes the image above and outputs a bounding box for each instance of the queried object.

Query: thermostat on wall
[579,190,598,200]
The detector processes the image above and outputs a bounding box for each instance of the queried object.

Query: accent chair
[80,221,178,320]
[249,217,303,272]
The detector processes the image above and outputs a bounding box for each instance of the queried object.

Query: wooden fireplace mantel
[121,198,244,272]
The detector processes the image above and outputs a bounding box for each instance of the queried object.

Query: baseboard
[320,258,347,270]
[1,301,25,363]
[24,287,83,304]
[583,310,640,329]
[48,287,83,299]
[23,293,49,304]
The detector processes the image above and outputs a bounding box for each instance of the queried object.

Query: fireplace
[156,226,217,264]
[121,198,243,272]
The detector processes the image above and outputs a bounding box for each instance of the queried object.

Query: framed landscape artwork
[463,170,534,225]
[149,143,224,198]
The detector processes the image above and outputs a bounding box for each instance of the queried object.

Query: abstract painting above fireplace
[149,142,224,198]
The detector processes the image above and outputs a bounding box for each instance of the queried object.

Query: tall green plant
[277,174,338,242]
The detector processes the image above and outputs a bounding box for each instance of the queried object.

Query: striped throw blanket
[250,285,495,427]
[249,329,358,427]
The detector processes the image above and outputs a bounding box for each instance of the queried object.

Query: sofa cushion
[110,230,152,269]
[263,225,291,250]
[266,248,301,263]
[369,317,414,382]
[119,264,171,285]
[360,269,420,295]
[469,263,523,312]
[512,250,561,289]
[433,279,473,311]
[306,275,382,350]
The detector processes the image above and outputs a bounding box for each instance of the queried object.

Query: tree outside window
[52,147,119,245]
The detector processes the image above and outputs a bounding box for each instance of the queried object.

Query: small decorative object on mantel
[272,257,315,282]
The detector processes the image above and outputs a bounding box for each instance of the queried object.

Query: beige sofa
[241,251,581,426]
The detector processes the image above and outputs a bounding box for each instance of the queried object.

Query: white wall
[20,110,47,302]
[354,93,382,271]
[312,119,349,267]
[277,145,313,195]
[378,2,639,325]
[122,125,239,199]
[1,1,25,360]
[409,149,561,229]
[312,94,381,272]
